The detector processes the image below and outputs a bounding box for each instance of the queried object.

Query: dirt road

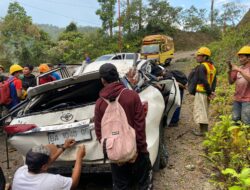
[0,51,215,189]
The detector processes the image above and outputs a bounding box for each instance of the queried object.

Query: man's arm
[232,65,250,82]
[47,139,76,165]
[70,145,86,190]
[14,80,23,98]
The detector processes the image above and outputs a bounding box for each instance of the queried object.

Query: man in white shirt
[12,139,85,190]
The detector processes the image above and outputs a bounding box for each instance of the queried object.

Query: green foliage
[203,115,250,189]
[210,74,234,116]
[146,0,182,35]
[65,22,78,32]
[96,0,116,37]
[181,5,207,32]
[221,2,245,26]
[208,25,250,73]
[0,2,53,67]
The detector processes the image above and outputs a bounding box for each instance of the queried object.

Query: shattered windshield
[95,55,113,61]
[141,45,159,54]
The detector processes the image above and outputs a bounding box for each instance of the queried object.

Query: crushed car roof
[28,71,100,98]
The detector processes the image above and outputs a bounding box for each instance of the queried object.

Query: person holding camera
[228,46,250,125]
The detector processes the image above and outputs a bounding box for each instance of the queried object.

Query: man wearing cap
[48,63,61,80]
[192,47,217,136]
[94,63,152,189]
[38,63,56,85]
[7,64,24,109]
[12,139,86,190]
[228,45,250,125]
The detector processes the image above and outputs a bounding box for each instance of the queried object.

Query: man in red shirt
[7,64,23,109]
[94,63,152,190]
[228,46,250,124]
[38,64,56,85]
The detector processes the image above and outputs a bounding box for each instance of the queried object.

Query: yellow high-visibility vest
[196,62,216,93]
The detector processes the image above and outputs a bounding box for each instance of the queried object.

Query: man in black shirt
[22,64,36,91]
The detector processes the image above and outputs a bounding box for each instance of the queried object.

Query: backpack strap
[101,88,127,103]
[115,88,127,102]
[103,138,108,164]
[7,77,15,84]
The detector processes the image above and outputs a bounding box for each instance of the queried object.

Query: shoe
[169,122,178,127]
[192,129,205,136]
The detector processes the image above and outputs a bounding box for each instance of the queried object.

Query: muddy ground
[0,51,215,190]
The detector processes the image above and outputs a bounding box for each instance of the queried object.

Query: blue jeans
[232,101,250,125]
[171,88,184,124]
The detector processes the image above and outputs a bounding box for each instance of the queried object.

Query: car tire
[153,118,169,171]
[164,58,172,67]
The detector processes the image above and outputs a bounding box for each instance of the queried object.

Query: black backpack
[187,66,199,95]
[170,70,188,86]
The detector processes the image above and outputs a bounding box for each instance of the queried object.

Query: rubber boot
[192,124,208,136]
[200,124,208,135]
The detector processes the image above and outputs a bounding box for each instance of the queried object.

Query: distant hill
[237,9,250,28]
[37,24,99,40]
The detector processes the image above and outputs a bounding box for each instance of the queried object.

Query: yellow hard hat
[237,46,250,55]
[196,47,211,57]
[39,64,50,73]
[9,64,23,75]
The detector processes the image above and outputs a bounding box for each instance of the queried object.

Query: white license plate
[48,126,92,145]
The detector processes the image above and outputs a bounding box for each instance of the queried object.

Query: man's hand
[63,139,76,149]
[76,145,86,159]
[232,64,241,72]
[208,92,216,100]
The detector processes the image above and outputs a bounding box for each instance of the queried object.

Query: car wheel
[153,118,169,171]
[164,58,172,67]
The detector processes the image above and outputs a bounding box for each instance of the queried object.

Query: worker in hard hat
[228,45,250,125]
[192,47,217,136]
[38,63,56,85]
[7,64,24,109]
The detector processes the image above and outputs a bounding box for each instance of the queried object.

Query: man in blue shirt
[48,63,61,80]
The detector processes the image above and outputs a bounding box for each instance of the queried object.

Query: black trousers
[111,152,153,190]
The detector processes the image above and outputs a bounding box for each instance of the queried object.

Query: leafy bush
[203,115,250,189]
[208,25,250,73]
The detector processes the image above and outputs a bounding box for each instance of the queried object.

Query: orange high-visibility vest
[196,62,216,93]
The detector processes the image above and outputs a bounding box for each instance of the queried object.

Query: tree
[65,22,78,32]
[96,0,116,37]
[121,0,146,34]
[221,2,244,27]
[0,2,52,66]
[181,6,207,31]
[145,0,182,34]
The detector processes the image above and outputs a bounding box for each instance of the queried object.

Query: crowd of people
[0,63,61,117]
[0,45,250,189]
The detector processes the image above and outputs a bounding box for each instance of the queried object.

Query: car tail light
[142,101,148,117]
[4,124,37,135]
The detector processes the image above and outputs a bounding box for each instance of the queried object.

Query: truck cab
[141,34,174,66]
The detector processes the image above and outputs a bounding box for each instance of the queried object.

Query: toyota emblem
[60,113,73,122]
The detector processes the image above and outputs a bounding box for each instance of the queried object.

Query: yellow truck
[141,34,174,66]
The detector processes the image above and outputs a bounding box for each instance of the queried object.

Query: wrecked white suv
[2,59,180,173]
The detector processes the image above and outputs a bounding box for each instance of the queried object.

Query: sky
[0,0,249,27]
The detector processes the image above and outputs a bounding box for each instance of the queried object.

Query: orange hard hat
[39,64,50,73]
